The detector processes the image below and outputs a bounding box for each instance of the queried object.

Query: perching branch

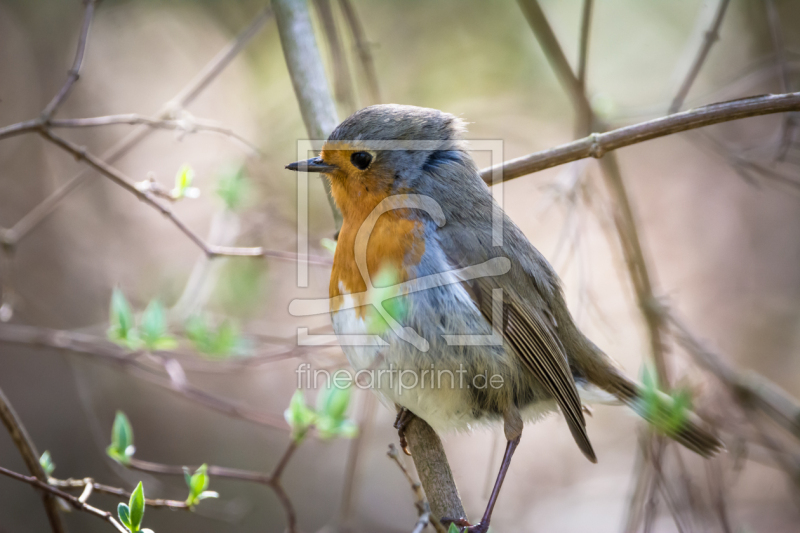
[0,387,65,533]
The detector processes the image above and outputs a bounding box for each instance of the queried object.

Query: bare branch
[127,443,299,533]
[405,417,465,531]
[0,387,65,533]
[479,92,800,184]
[37,129,269,259]
[0,323,289,431]
[669,0,731,113]
[576,0,593,93]
[387,444,432,533]
[0,466,127,533]
[4,7,273,245]
[51,477,188,509]
[338,0,382,106]
[764,0,797,161]
[40,0,98,120]
[313,0,357,113]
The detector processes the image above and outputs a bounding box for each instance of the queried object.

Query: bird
[286,104,722,532]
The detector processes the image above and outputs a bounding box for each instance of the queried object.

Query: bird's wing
[469,276,596,462]
[437,216,596,462]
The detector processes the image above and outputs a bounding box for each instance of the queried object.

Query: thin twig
[3,7,273,245]
[0,323,289,431]
[38,128,267,259]
[0,387,65,533]
[669,0,731,113]
[765,0,796,161]
[338,0,382,106]
[41,0,98,120]
[576,0,593,94]
[274,0,343,231]
[127,441,299,533]
[313,0,357,113]
[51,477,189,509]
[0,466,127,533]
[388,444,433,533]
[478,91,800,184]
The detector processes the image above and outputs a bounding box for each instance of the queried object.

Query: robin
[287,104,721,532]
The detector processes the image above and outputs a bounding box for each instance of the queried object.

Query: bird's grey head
[322,104,480,193]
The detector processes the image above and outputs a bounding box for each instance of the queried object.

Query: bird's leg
[442,409,523,533]
[393,406,416,456]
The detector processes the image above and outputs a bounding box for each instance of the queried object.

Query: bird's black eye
[350,151,373,170]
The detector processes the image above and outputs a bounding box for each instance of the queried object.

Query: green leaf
[366,266,408,334]
[118,503,131,530]
[140,300,176,351]
[320,237,337,255]
[185,464,218,507]
[447,523,461,533]
[316,384,351,421]
[185,315,241,358]
[182,466,192,491]
[129,481,145,532]
[284,390,316,443]
[108,289,140,349]
[39,451,55,476]
[172,164,198,200]
[107,411,135,465]
[215,165,248,211]
[637,364,693,437]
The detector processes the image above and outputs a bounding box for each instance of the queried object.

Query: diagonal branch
[669,0,731,113]
[41,0,98,120]
[0,466,127,533]
[0,387,66,533]
[3,7,273,246]
[479,92,800,184]
[338,0,382,106]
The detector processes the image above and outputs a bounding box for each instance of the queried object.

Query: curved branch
[479,91,800,184]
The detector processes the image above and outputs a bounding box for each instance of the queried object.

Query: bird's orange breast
[323,148,426,317]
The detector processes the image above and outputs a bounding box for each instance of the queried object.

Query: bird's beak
[285,157,338,173]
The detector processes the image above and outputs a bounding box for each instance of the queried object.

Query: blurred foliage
[185,314,244,358]
[284,386,357,443]
[107,411,136,466]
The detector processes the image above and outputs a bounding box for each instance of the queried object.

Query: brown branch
[3,7,273,245]
[48,114,260,154]
[576,0,593,93]
[51,477,188,509]
[0,466,127,533]
[274,0,343,232]
[669,0,731,113]
[41,0,98,120]
[338,0,382,106]
[0,323,289,431]
[37,129,271,260]
[405,417,465,531]
[313,0,357,113]
[478,91,800,183]
[127,442,299,533]
[765,0,796,161]
[664,307,800,440]
[387,444,433,533]
[0,387,65,533]
[481,92,800,185]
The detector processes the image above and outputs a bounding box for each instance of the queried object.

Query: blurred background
[1,0,800,531]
